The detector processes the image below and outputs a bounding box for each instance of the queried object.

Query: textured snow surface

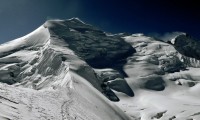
[114,35,200,120]
[0,18,200,120]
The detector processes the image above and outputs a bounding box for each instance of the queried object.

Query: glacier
[0,18,200,120]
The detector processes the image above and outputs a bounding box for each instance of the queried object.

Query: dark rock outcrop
[173,34,200,60]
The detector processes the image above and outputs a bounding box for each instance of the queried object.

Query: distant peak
[171,32,186,44]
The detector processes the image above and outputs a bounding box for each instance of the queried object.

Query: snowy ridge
[0,18,133,120]
[0,26,50,54]
[0,18,200,120]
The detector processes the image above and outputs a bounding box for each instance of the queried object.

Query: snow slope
[0,18,200,120]
[114,34,200,120]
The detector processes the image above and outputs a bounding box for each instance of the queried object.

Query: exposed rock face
[107,78,134,96]
[173,34,200,60]
[144,76,165,91]
[44,19,136,68]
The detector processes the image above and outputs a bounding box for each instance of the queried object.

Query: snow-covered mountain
[0,18,200,120]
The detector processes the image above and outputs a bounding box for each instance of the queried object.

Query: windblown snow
[0,18,200,120]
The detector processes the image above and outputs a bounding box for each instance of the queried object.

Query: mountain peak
[0,17,136,100]
[68,17,86,24]
[170,32,186,44]
[44,17,87,28]
[172,32,200,60]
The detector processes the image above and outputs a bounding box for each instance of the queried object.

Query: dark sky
[0,0,199,43]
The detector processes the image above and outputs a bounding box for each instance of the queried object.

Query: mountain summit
[0,18,200,120]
